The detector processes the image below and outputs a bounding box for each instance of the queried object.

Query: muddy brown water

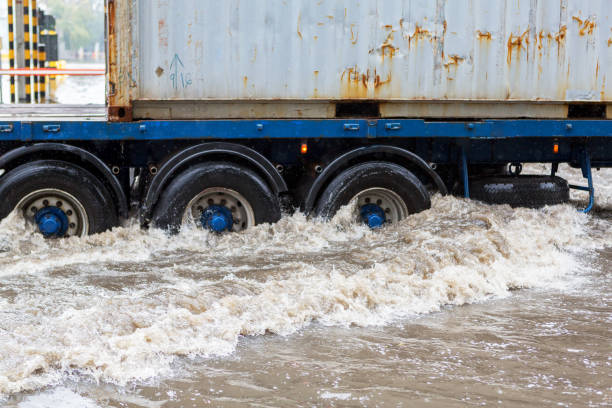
[0,161,610,407]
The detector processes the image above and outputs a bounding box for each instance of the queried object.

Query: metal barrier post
[23,0,31,103]
[38,42,45,102]
[31,0,38,102]
[8,0,16,103]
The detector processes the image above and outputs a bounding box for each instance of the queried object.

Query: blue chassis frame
[0,119,611,141]
[1,118,610,212]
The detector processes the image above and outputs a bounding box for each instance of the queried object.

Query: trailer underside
[1,109,611,237]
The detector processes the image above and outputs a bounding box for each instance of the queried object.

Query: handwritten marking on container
[170,54,192,90]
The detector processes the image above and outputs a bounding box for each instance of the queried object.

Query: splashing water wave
[0,166,610,397]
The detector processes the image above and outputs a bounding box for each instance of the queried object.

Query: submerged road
[0,165,610,407]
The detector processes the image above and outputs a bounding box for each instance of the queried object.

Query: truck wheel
[152,162,281,233]
[315,162,431,228]
[470,175,570,208]
[0,160,118,237]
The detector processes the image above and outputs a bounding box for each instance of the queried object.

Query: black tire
[0,160,118,236]
[152,162,281,232]
[470,175,569,208]
[315,162,431,220]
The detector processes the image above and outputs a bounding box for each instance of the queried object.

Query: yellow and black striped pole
[38,43,45,101]
[31,0,38,102]
[8,0,16,103]
[23,0,31,103]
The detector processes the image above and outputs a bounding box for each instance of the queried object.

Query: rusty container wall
[107,0,612,121]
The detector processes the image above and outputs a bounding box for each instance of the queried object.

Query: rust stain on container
[555,25,567,44]
[507,29,530,64]
[297,14,302,39]
[476,30,491,40]
[572,16,596,36]
[536,30,553,50]
[107,0,133,121]
[380,32,398,61]
[106,0,117,108]
[243,76,248,88]
[107,0,117,76]
[374,72,391,89]
[408,25,430,48]
[340,67,391,98]
[350,24,359,45]
[444,55,464,69]
[340,67,369,99]
[158,19,168,48]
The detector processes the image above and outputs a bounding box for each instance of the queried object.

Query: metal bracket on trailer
[568,150,595,213]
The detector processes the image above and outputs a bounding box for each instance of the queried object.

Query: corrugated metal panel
[125,0,611,103]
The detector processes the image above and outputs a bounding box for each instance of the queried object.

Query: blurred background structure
[0,0,104,104]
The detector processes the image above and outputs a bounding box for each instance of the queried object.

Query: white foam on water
[320,391,352,400]
[0,186,609,398]
[16,387,101,408]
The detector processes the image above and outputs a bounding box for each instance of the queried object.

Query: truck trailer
[0,0,611,238]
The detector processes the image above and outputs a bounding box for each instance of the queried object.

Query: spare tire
[470,175,569,208]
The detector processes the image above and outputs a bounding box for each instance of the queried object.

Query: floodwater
[0,164,610,407]
[52,62,105,105]
[0,62,105,105]
[0,74,611,407]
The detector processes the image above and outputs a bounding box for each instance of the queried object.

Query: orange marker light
[553,144,559,154]
[300,143,308,154]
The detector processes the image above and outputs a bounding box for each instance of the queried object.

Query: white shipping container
[107,0,612,120]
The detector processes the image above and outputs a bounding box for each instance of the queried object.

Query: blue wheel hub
[35,207,69,238]
[201,205,234,232]
[360,204,386,229]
